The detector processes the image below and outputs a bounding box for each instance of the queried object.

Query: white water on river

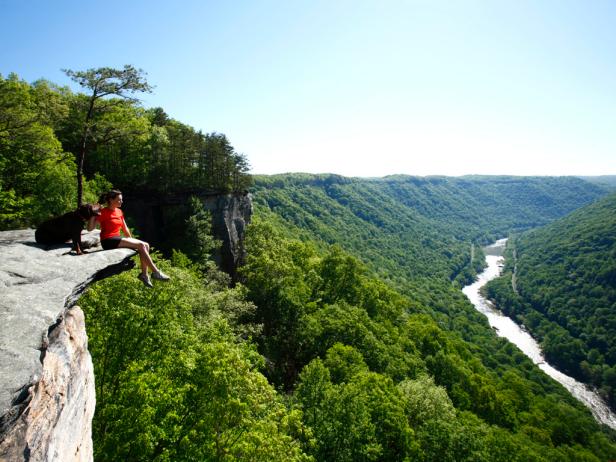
[462,238,616,430]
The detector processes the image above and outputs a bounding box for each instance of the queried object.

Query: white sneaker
[152,270,170,281]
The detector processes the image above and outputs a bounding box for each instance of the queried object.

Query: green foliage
[62,65,153,206]
[80,256,309,461]
[252,174,605,288]
[295,360,418,461]
[239,213,616,460]
[398,374,455,427]
[578,175,616,189]
[323,343,369,384]
[83,115,252,193]
[241,176,616,460]
[0,73,107,228]
[0,72,66,228]
[240,217,423,387]
[0,71,251,229]
[182,196,221,265]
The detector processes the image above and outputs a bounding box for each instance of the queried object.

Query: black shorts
[101,236,123,250]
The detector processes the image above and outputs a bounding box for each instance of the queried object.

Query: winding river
[462,238,616,430]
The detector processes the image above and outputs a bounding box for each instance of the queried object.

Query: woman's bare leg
[117,238,159,274]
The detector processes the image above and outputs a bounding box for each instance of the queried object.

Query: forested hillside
[252,173,606,289]
[74,171,616,460]
[579,176,616,189]
[239,173,616,459]
[80,213,616,461]
[485,192,616,410]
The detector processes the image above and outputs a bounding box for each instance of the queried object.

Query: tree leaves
[81,259,310,461]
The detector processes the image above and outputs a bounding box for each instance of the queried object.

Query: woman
[89,190,170,287]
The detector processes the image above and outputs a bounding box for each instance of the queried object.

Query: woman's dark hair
[98,189,122,206]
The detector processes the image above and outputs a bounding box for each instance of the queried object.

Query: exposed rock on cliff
[122,192,253,280]
[207,193,253,280]
[0,230,135,461]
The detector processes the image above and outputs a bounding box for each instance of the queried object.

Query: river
[462,238,616,430]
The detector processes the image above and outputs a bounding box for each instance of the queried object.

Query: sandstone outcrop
[207,193,253,280]
[0,230,135,461]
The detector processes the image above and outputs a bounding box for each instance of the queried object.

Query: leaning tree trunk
[76,141,86,207]
[77,96,96,208]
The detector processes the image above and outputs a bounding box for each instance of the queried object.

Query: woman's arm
[87,215,98,231]
[122,218,132,238]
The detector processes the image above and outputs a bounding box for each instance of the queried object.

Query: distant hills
[578,175,616,189]
[253,174,607,289]
[245,173,616,459]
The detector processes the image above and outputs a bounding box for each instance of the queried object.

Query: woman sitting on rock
[89,189,170,287]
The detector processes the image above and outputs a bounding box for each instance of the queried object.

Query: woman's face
[109,194,123,208]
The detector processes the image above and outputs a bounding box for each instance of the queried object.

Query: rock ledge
[0,229,135,461]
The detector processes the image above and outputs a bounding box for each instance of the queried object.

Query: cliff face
[0,230,135,462]
[0,306,94,462]
[121,192,253,280]
[206,193,253,280]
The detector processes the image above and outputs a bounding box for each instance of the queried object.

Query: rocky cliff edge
[0,230,135,461]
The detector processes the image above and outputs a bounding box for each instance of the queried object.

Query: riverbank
[462,239,616,430]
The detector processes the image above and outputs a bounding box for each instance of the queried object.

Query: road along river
[462,238,616,430]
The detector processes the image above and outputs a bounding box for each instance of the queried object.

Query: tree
[184,196,221,267]
[232,151,252,191]
[0,73,79,227]
[63,65,152,206]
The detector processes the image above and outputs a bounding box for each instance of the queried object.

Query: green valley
[486,192,616,411]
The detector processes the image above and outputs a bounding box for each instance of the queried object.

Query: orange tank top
[98,207,124,240]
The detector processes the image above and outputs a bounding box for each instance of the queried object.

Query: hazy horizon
[252,172,616,179]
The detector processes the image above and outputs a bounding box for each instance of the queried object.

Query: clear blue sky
[1,0,615,177]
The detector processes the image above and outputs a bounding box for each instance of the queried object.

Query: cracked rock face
[0,229,135,461]
[205,193,252,280]
[0,306,94,462]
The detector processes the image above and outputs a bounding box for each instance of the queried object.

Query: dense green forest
[485,192,616,411]
[0,70,251,229]
[3,69,616,460]
[578,176,616,189]
[78,173,616,460]
[80,214,616,461]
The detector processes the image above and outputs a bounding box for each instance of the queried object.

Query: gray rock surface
[206,193,252,280]
[0,229,135,460]
[0,306,95,462]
